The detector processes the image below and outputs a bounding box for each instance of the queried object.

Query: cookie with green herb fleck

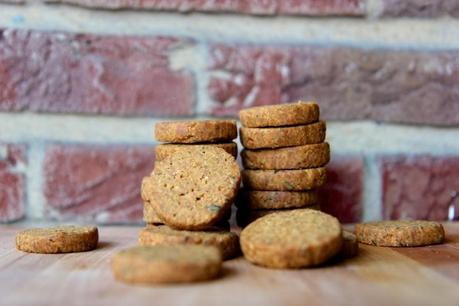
[141,147,240,230]
[139,225,240,260]
[154,120,237,143]
[155,142,238,161]
[236,205,321,227]
[112,245,222,284]
[240,209,342,268]
[241,168,326,191]
[239,101,319,128]
[240,121,326,149]
[236,190,318,210]
[241,143,330,170]
[355,220,445,247]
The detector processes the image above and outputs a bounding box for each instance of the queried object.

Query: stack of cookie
[237,101,330,226]
[140,120,241,260]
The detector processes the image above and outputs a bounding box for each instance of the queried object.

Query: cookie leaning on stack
[237,101,330,226]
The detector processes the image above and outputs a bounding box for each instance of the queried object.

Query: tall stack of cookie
[140,120,241,260]
[237,102,330,226]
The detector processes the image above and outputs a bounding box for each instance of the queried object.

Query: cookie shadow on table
[96,241,117,250]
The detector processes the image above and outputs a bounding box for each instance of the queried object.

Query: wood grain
[0,223,458,306]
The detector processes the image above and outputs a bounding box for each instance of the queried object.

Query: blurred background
[0,0,458,225]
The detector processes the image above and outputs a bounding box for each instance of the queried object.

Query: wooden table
[1,223,458,306]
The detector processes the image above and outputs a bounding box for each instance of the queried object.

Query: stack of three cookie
[237,101,330,226]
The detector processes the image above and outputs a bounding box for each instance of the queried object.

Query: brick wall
[1,0,458,224]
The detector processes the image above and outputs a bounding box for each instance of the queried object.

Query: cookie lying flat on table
[237,190,318,210]
[16,225,98,254]
[155,143,238,161]
[241,143,330,170]
[141,147,240,230]
[240,209,342,269]
[240,121,326,149]
[239,101,320,128]
[355,220,445,247]
[139,225,240,260]
[242,168,327,191]
[236,205,321,227]
[112,245,222,284]
[154,120,237,143]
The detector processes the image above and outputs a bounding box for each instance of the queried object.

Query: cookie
[236,190,318,210]
[145,221,231,231]
[155,143,238,161]
[155,120,237,143]
[339,231,359,259]
[239,101,319,128]
[16,225,98,254]
[355,220,445,247]
[139,225,240,260]
[241,168,327,191]
[141,147,240,230]
[240,209,342,268]
[236,205,321,227]
[112,245,222,284]
[241,143,330,170]
[240,121,326,149]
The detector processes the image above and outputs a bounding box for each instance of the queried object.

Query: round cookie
[240,121,326,149]
[155,143,237,161]
[112,245,222,284]
[241,143,330,170]
[242,168,327,191]
[139,225,240,260]
[236,205,321,227]
[154,120,237,143]
[239,101,319,128]
[141,147,240,230]
[339,231,359,259]
[237,190,318,210]
[240,209,342,268]
[16,225,98,254]
[355,220,445,247]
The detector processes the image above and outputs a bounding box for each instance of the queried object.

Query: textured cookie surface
[155,120,237,143]
[339,231,359,259]
[240,121,326,149]
[236,205,321,227]
[16,225,98,254]
[240,209,342,268]
[112,245,222,284]
[139,225,240,259]
[141,147,240,230]
[241,143,330,170]
[355,220,445,247]
[237,190,318,210]
[155,143,237,161]
[242,168,327,191]
[239,101,319,128]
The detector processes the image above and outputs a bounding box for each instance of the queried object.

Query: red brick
[381,155,459,221]
[382,0,459,18]
[0,144,26,222]
[319,155,364,223]
[208,44,459,126]
[43,145,155,223]
[45,0,364,15]
[0,29,194,116]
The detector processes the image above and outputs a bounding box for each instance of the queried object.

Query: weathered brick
[319,155,364,223]
[43,145,154,223]
[208,44,459,126]
[0,29,194,116]
[382,0,459,18]
[0,144,26,222]
[45,0,364,15]
[381,155,459,221]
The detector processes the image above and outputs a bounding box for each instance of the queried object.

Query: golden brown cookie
[236,205,321,227]
[240,209,342,268]
[141,147,240,230]
[355,220,445,247]
[339,231,359,259]
[241,143,330,170]
[239,101,320,128]
[112,245,222,284]
[155,143,238,161]
[237,190,318,210]
[139,225,240,260]
[240,121,326,149]
[16,225,98,254]
[242,168,327,191]
[155,120,237,143]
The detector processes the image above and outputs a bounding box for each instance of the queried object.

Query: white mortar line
[2,3,459,49]
[362,154,383,221]
[25,141,46,219]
